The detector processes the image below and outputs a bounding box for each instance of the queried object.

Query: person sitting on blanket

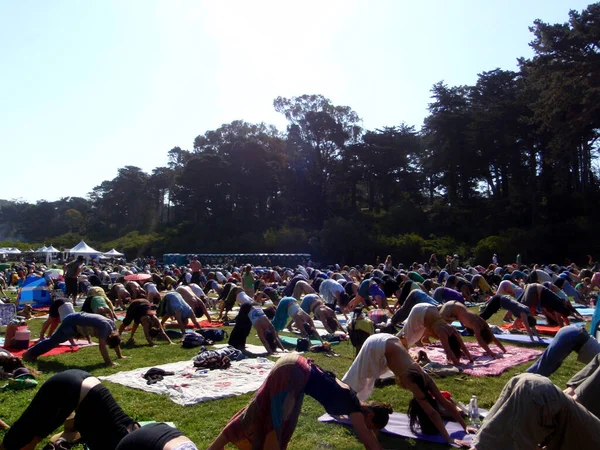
[440,301,507,358]
[527,324,600,376]
[207,353,393,450]
[519,283,580,327]
[273,296,322,341]
[342,334,474,447]
[118,298,174,346]
[470,373,600,450]
[157,292,204,334]
[23,312,126,366]
[399,302,473,366]
[115,422,198,450]
[0,369,140,450]
[175,285,212,322]
[301,293,345,333]
[38,298,76,342]
[479,294,542,343]
[228,303,286,354]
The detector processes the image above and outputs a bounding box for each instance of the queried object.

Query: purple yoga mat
[318,412,475,446]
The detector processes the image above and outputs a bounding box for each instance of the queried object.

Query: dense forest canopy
[2,4,600,265]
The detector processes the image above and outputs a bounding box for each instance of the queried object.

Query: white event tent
[67,240,103,262]
[103,249,125,257]
[36,245,63,263]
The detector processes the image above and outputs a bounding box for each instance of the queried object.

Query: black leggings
[75,384,137,450]
[540,288,571,317]
[228,303,253,349]
[116,422,188,450]
[479,295,504,321]
[2,369,91,450]
[397,281,416,306]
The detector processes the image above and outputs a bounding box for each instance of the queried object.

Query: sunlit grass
[0,293,585,449]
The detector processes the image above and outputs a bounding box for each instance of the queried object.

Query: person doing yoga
[272,296,322,341]
[115,422,198,450]
[520,283,578,327]
[440,301,506,357]
[0,369,139,450]
[479,294,541,343]
[399,303,473,366]
[301,294,345,333]
[342,334,474,447]
[175,285,212,322]
[470,373,600,450]
[118,298,173,346]
[207,353,392,450]
[23,312,125,366]
[228,303,285,354]
[157,292,204,334]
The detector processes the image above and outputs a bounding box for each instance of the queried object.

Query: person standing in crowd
[190,256,203,285]
[64,256,85,304]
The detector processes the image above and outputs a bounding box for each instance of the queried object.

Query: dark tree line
[1,4,600,265]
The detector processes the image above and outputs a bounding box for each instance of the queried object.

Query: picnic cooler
[6,326,31,350]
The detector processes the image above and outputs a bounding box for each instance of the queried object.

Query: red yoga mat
[164,320,224,329]
[7,343,81,358]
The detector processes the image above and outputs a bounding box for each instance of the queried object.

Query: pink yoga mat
[319,412,474,446]
[410,342,542,376]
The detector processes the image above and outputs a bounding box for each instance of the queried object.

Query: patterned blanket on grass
[99,358,275,406]
[409,342,542,376]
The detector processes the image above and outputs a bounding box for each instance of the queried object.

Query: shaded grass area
[0,296,586,449]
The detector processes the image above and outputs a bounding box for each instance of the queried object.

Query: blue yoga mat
[495,334,552,346]
[279,335,339,347]
[319,412,475,445]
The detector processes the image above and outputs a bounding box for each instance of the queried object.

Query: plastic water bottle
[468,395,481,428]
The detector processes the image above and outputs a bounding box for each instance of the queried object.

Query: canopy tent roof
[0,247,22,254]
[68,240,102,255]
[35,245,61,254]
[104,248,125,257]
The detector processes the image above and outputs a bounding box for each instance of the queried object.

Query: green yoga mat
[279,335,339,347]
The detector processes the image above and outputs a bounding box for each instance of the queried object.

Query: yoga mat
[501,321,585,336]
[318,413,474,446]
[576,308,596,316]
[279,335,340,347]
[495,334,553,346]
[409,342,542,376]
[164,320,223,329]
[6,339,98,358]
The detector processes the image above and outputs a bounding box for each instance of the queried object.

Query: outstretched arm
[98,339,115,366]
[349,412,382,450]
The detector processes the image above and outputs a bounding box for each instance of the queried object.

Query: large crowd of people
[1,252,600,449]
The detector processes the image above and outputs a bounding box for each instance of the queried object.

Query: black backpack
[182,332,212,348]
[197,328,228,342]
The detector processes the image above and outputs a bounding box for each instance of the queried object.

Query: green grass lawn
[0,294,586,449]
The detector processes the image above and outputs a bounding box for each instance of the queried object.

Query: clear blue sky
[0,0,592,203]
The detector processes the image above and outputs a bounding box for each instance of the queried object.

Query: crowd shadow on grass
[36,359,110,373]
